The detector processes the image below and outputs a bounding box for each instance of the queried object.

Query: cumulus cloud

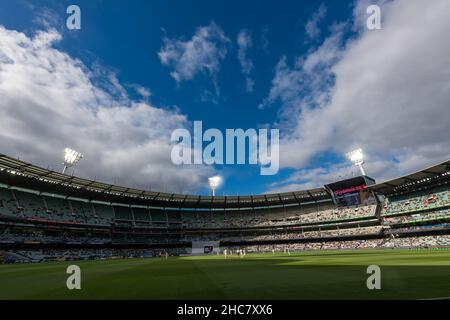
[267,158,409,194]
[237,29,254,92]
[0,26,214,193]
[158,22,230,87]
[258,24,345,111]
[305,3,327,40]
[129,84,152,101]
[264,0,450,190]
[267,165,355,193]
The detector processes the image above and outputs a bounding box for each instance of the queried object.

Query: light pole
[208,176,222,197]
[346,148,366,176]
[62,148,83,174]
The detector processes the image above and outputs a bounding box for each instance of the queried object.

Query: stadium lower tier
[224,235,450,253]
[0,247,188,263]
[2,217,449,245]
[4,222,446,244]
[2,234,450,264]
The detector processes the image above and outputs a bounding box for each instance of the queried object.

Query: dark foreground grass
[1,249,450,299]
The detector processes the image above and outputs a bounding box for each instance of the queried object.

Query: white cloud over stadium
[0,0,449,195]
[158,21,230,94]
[237,29,254,92]
[267,0,450,192]
[0,26,213,193]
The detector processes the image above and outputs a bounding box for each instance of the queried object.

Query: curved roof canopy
[0,154,331,209]
[368,159,450,196]
[3,153,447,208]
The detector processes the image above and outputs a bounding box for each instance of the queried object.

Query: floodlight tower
[62,148,83,174]
[346,148,366,176]
[208,176,222,197]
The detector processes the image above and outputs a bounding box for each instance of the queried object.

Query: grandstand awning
[367,159,450,196]
[325,176,376,193]
[0,154,332,209]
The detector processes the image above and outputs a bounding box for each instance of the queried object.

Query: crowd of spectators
[383,188,449,215]
[387,223,450,234]
[183,205,377,229]
[1,185,380,231]
[7,247,187,263]
[185,225,384,242]
[383,208,449,225]
[0,230,110,244]
[225,235,450,253]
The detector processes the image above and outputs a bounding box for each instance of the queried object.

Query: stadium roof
[0,154,331,209]
[368,159,450,196]
[325,176,376,192]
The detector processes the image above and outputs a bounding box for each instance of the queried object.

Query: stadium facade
[0,153,449,263]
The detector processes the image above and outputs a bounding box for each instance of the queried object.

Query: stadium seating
[0,188,20,218]
[10,247,188,262]
[383,187,449,215]
[225,235,450,253]
[92,203,114,225]
[184,225,384,242]
[1,174,450,264]
[384,208,450,225]
[151,209,167,224]
[133,207,151,222]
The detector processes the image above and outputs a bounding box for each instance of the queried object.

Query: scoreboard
[325,176,377,206]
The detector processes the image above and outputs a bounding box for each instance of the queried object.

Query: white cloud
[130,84,152,101]
[237,29,254,92]
[158,22,230,86]
[258,25,345,111]
[264,0,450,190]
[32,7,63,30]
[0,26,214,193]
[267,165,354,193]
[305,4,327,40]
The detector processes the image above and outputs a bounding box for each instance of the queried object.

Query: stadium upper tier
[0,154,331,209]
[0,153,449,209]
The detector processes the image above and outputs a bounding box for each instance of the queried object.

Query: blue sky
[0,0,449,196]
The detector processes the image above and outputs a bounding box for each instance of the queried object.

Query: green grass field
[1,249,450,300]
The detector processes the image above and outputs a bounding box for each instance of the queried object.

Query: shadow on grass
[1,259,450,299]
